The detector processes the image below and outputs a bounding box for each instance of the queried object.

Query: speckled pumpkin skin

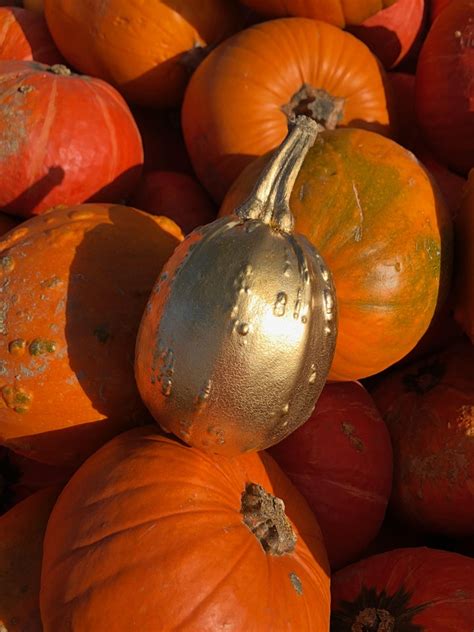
[221,128,452,380]
[0,204,182,467]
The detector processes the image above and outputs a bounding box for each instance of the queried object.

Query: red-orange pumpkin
[0,60,143,218]
[269,381,393,570]
[370,339,474,536]
[1,486,62,632]
[0,7,62,64]
[430,0,455,21]
[130,171,216,235]
[40,426,330,631]
[0,204,182,467]
[415,0,474,176]
[331,547,474,630]
[221,127,451,381]
[239,0,398,27]
[44,0,244,108]
[454,169,474,341]
[183,17,394,202]
[348,0,426,69]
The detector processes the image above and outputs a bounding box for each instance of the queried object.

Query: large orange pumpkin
[1,486,61,632]
[40,426,330,631]
[454,169,474,341]
[221,127,451,381]
[0,204,182,467]
[239,0,398,27]
[0,60,143,218]
[0,7,63,64]
[182,17,394,202]
[43,0,244,108]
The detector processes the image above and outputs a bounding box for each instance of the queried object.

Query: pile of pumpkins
[0,0,473,630]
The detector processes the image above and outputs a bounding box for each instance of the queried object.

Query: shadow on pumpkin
[1,165,65,218]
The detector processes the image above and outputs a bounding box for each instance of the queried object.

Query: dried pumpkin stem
[352,608,396,632]
[235,115,322,234]
[240,482,297,556]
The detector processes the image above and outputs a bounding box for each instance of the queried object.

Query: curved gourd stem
[235,116,322,234]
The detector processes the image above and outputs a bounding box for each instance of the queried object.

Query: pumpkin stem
[352,608,396,632]
[48,64,72,77]
[240,482,297,556]
[282,84,345,131]
[235,115,321,233]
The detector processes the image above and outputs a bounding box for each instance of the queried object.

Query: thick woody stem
[235,115,322,234]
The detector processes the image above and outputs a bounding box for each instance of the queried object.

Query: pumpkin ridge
[28,72,58,188]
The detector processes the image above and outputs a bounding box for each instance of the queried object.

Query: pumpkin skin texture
[43,0,244,108]
[454,169,474,341]
[331,547,474,630]
[370,339,474,537]
[348,0,426,69]
[130,171,217,235]
[0,204,182,467]
[0,60,143,218]
[182,17,394,202]
[415,0,474,176]
[0,7,63,64]
[40,426,330,631]
[221,127,451,381]
[268,381,393,570]
[0,486,62,632]
[239,0,397,27]
[0,213,18,237]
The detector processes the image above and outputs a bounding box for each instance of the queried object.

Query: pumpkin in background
[0,204,182,467]
[269,381,393,570]
[43,0,244,108]
[0,486,62,632]
[131,107,193,175]
[130,171,216,235]
[348,0,426,69]
[415,0,474,176]
[221,127,451,381]
[454,169,474,341]
[23,0,44,11]
[239,0,398,27]
[0,7,63,64]
[182,17,394,202]
[0,60,143,218]
[430,0,455,21]
[331,547,474,630]
[40,426,330,631]
[370,339,474,537]
[0,213,18,237]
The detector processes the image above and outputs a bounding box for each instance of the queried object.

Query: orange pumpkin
[43,0,244,107]
[0,204,182,467]
[182,17,394,202]
[221,127,451,381]
[239,0,397,27]
[0,7,62,64]
[454,169,474,341]
[40,426,330,631]
[0,486,61,632]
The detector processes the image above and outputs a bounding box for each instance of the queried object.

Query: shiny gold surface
[135,117,338,455]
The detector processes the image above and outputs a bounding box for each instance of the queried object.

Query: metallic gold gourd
[135,116,337,455]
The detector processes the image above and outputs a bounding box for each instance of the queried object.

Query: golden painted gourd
[135,117,337,456]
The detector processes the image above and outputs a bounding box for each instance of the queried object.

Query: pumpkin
[1,486,62,632]
[239,0,398,27]
[0,60,143,218]
[43,0,244,108]
[221,127,452,381]
[136,117,337,455]
[131,107,193,175]
[0,203,182,467]
[430,0,455,21]
[348,0,426,69]
[0,212,18,237]
[182,17,394,202]
[454,169,474,341]
[131,171,217,235]
[415,0,474,176]
[268,381,393,570]
[0,7,62,64]
[370,339,474,537]
[40,426,330,630]
[331,547,474,630]
[23,0,44,12]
